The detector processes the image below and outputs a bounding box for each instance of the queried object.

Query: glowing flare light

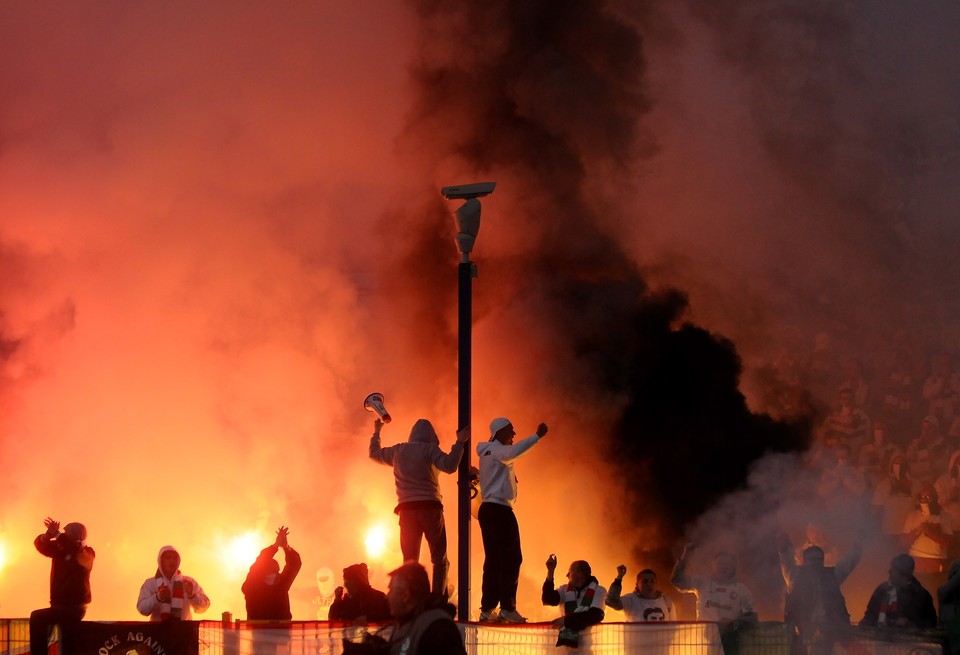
[364,524,389,561]
[225,532,261,573]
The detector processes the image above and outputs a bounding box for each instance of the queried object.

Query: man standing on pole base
[476,417,548,623]
[370,417,469,598]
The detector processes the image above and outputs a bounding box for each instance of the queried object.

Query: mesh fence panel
[0,619,944,655]
[0,620,29,655]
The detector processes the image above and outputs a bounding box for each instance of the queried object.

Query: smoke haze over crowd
[2,0,959,622]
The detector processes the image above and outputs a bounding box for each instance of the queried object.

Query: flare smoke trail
[397,0,960,617]
[397,0,812,554]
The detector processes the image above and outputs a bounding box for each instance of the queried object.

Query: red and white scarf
[158,572,185,621]
[558,579,601,647]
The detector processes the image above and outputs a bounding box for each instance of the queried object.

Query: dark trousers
[398,506,449,597]
[30,605,86,655]
[478,502,522,612]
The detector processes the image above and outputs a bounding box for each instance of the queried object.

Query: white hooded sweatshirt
[476,432,542,508]
[136,545,211,621]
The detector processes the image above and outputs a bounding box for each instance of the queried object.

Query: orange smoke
[3,0,960,629]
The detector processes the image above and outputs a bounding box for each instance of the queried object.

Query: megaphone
[363,392,392,423]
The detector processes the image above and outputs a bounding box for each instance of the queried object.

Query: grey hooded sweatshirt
[369,419,466,508]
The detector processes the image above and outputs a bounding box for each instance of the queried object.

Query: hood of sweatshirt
[155,545,181,578]
[408,419,439,445]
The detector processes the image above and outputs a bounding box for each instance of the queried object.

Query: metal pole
[457,260,473,621]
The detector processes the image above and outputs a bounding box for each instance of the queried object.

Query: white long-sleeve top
[137,574,211,620]
[476,433,542,508]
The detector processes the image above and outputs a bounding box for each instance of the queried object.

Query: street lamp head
[442,182,495,261]
[456,197,481,235]
[454,198,480,258]
[441,182,496,200]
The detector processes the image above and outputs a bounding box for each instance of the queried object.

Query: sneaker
[478,609,501,623]
[498,609,528,623]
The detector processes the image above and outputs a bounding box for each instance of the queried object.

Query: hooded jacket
[861,577,937,629]
[784,567,850,626]
[329,563,390,622]
[370,419,465,507]
[387,601,465,655]
[34,531,95,607]
[136,545,211,620]
[476,432,541,508]
[242,544,302,620]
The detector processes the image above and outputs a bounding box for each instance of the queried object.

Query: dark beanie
[891,554,915,577]
[343,563,369,586]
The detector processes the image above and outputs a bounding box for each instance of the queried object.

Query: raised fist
[546,554,558,571]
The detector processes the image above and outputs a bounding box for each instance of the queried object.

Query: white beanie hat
[489,417,512,440]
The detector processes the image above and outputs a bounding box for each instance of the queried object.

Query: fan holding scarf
[137,545,211,621]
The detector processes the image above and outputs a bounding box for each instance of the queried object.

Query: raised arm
[242,545,279,595]
[777,533,797,589]
[834,536,863,585]
[280,546,303,589]
[605,565,627,611]
[433,426,470,473]
[34,517,62,558]
[495,433,544,464]
[671,544,695,592]
[369,419,398,465]
[542,554,561,606]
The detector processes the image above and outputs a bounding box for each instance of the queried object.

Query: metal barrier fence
[0,619,945,655]
[0,620,29,655]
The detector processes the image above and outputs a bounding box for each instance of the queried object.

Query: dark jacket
[242,545,302,620]
[785,567,850,626]
[939,560,960,627]
[388,605,465,655]
[329,585,391,623]
[861,578,937,630]
[35,533,94,607]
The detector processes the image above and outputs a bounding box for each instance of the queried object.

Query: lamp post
[441,181,496,622]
